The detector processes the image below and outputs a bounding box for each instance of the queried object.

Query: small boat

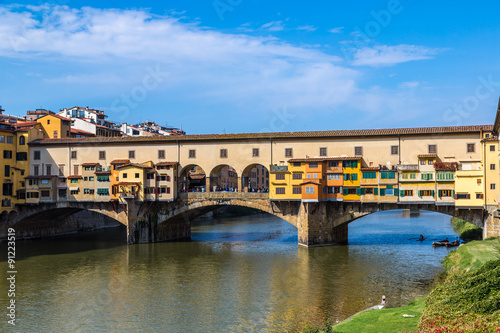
[432,238,449,247]
[445,240,460,247]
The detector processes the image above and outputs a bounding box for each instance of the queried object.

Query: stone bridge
[0,192,491,246]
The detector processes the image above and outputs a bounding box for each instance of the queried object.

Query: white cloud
[351,44,443,67]
[399,81,420,88]
[329,27,344,34]
[260,20,285,31]
[297,25,317,32]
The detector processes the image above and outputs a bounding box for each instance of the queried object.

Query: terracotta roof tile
[418,154,438,158]
[110,159,130,165]
[288,156,361,162]
[28,125,494,146]
[156,161,178,166]
[68,175,82,179]
[82,162,99,166]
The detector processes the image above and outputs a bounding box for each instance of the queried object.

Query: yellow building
[482,136,499,209]
[455,160,483,208]
[36,114,71,139]
[269,164,293,200]
[342,158,361,201]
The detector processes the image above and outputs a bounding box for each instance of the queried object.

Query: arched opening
[241,164,270,193]
[179,164,207,193]
[209,164,239,192]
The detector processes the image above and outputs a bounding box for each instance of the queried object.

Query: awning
[69,187,79,191]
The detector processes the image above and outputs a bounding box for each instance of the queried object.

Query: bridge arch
[241,163,269,193]
[209,164,239,192]
[179,164,207,193]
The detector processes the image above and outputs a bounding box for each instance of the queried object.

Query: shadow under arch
[179,164,207,193]
[241,163,269,193]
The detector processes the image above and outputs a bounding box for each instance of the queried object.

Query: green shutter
[343,188,348,196]
[352,174,358,181]
[356,188,361,195]
[361,188,366,195]
[380,188,385,196]
[418,190,422,197]
[389,172,395,179]
[431,190,435,197]
[352,161,357,168]
[395,188,399,196]
[400,190,405,197]
[374,188,379,195]
[386,185,393,189]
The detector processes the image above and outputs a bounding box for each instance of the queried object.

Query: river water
[1,210,459,332]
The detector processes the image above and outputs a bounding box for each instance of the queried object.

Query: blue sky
[0,1,499,134]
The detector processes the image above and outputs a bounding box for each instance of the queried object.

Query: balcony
[270,165,288,172]
[397,164,419,171]
[96,166,111,173]
[120,192,138,199]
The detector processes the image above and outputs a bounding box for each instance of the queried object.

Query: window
[327,174,341,180]
[34,150,41,160]
[410,173,416,179]
[456,193,469,199]
[252,148,259,157]
[365,188,374,194]
[293,162,301,167]
[380,172,395,179]
[402,173,408,179]
[97,189,109,196]
[293,187,302,194]
[47,119,50,125]
[491,164,496,170]
[41,190,50,197]
[292,173,302,180]
[437,172,454,180]
[135,173,140,178]
[343,174,350,181]
[309,163,318,168]
[16,152,27,161]
[439,190,452,197]
[97,175,110,182]
[491,184,496,190]
[391,146,399,155]
[467,143,475,153]
[70,179,79,183]
[129,150,135,159]
[363,172,377,179]
[420,190,433,196]
[328,161,339,167]
[276,187,285,194]
[351,173,358,181]
[428,145,437,154]
[158,150,165,159]
[285,148,293,158]
[490,145,496,152]
[354,146,363,156]
[220,149,228,158]
[320,147,327,156]
[123,173,128,179]
[305,187,315,194]
[73,165,79,175]
[33,165,39,176]
[19,136,25,145]
[147,173,155,180]
[476,193,484,199]
[99,151,106,160]
[275,174,285,180]
[313,173,318,179]
[342,160,357,168]
[189,149,196,158]
[404,190,413,196]
[46,164,52,176]
[58,189,66,197]
[6,136,13,144]
[421,173,433,181]
[4,165,10,177]
[71,151,77,159]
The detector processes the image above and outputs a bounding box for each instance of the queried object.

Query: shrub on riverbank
[418,238,500,332]
[450,217,482,241]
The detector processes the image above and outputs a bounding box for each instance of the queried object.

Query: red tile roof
[299,181,321,186]
[418,154,438,158]
[110,159,130,165]
[37,114,71,122]
[156,162,178,166]
[82,162,99,166]
[68,175,82,179]
[71,128,95,136]
[28,125,494,146]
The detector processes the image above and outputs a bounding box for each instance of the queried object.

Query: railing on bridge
[270,165,288,172]
[397,164,419,171]
[179,192,269,200]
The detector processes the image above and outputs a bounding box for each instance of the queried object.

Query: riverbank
[304,233,500,332]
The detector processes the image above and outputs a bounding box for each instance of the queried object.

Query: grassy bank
[303,235,500,333]
[450,217,482,241]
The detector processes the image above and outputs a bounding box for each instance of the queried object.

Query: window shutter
[356,188,361,195]
[343,174,348,181]
[400,190,404,197]
[380,188,385,196]
[167,187,171,194]
[154,187,159,194]
[361,188,365,195]
[395,188,399,196]
[431,190,435,197]
[466,194,470,199]
[453,193,458,199]
[343,188,348,196]
[167,175,171,181]
[418,190,422,197]
[352,174,358,181]
[374,188,378,195]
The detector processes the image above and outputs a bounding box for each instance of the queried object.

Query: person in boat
[418,235,424,241]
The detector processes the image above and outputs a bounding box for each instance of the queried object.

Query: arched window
[19,135,26,145]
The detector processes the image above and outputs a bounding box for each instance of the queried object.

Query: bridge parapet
[179,192,269,200]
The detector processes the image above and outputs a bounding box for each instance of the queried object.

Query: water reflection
[0,210,458,332]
